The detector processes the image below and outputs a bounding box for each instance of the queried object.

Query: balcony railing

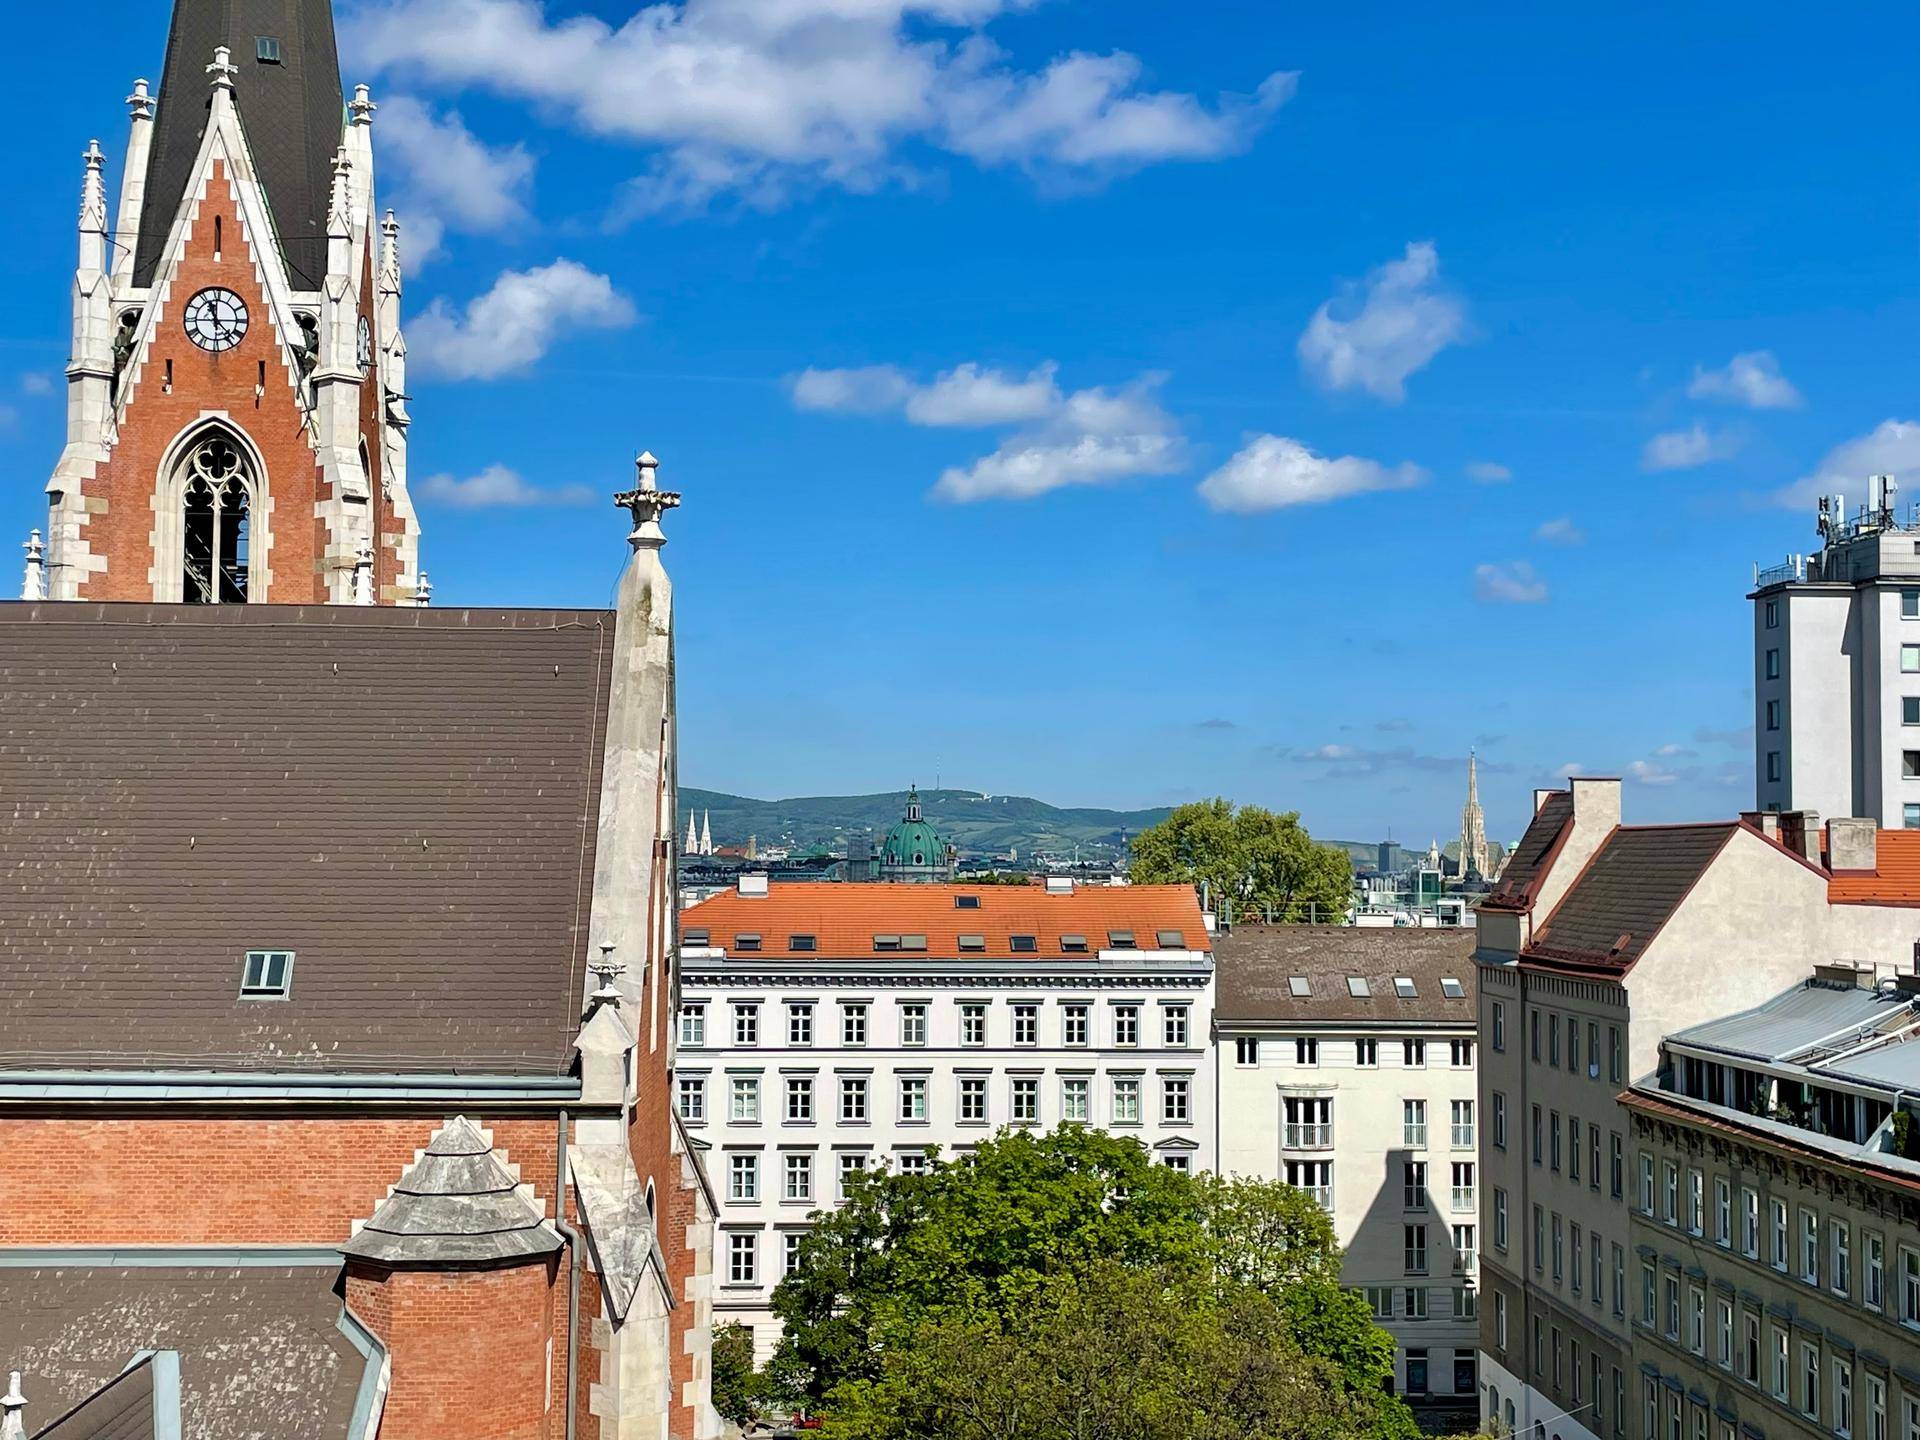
[1285,1123,1333,1150]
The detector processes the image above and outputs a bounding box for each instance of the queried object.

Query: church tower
[1460,750,1490,880]
[36,0,421,604]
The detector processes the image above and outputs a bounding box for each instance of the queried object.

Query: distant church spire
[686,811,699,855]
[699,811,712,856]
[1460,749,1490,880]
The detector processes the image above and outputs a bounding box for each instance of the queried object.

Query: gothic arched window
[180,434,252,603]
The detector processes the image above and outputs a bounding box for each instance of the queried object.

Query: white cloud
[1474,561,1548,605]
[347,0,1295,214]
[1554,762,1585,779]
[793,359,1181,501]
[932,379,1182,502]
[1641,423,1741,472]
[1297,241,1466,402]
[418,463,597,507]
[18,372,55,397]
[376,96,536,263]
[905,363,1060,427]
[1687,350,1802,410]
[1196,434,1426,514]
[1770,419,1920,509]
[1627,758,1679,786]
[1533,516,1584,546]
[791,365,916,414]
[1465,460,1510,484]
[410,260,637,381]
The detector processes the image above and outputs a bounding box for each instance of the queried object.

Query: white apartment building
[1212,924,1482,1420]
[1752,479,1920,827]
[675,877,1216,1356]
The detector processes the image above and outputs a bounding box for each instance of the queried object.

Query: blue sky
[5,1,1919,844]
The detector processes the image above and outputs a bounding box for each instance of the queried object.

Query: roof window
[872,934,901,952]
[240,949,294,999]
[954,894,981,909]
[957,934,986,952]
[1156,930,1185,949]
[1010,934,1038,954]
[1107,930,1137,949]
[734,933,762,953]
[255,36,283,63]
[900,934,928,952]
[789,934,817,952]
[1347,976,1371,998]
[1392,976,1417,998]
[1287,976,1311,997]
[683,928,710,946]
[1060,934,1088,953]
[1440,976,1465,998]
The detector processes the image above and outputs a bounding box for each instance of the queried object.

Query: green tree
[1129,800,1351,922]
[710,1322,772,1424]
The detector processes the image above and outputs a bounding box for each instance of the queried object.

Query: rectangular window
[1552,1212,1564,1282]
[1404,1039,1427,1067]
[1687,1168,1703,1233]
[1550,1111,1561,1171]
[899,1075,927,1122]
[1454,1222,1476,1273]
[1010,1076,1039,1123]
[1867,1375,1887,1440]
[784,1075,813,1122]
[1838,1360,1854,1438]
[727,1231,757,1284]
[733,1003,759,1046]
[1768,750,1783,782]
[1112,1077,1141,1125]
[1405,1287,1429,1321]
[1549,1014,1561,1066]
[1367,1286,1393,1320]
[1533,1105,1544,1164]
[1613,1243,1625,1316]
[787,1003,813,1046]
[1285,1158,1333,1208]
[783,1152,813,1201]
[729,1153,759,1202]
[1714,1177,1731,1245]
[1766,597,1780,627]
[1800,1342,1820,1420]
[839,1076,869,1123]
[1663,1273,1679,1339]
[959,1076,987,1123]
[1113,1005,1140,1047]
[1688,1284,1705,1354]
[1234,1036,1258,1065]
[679,1004,706,1046]
[1908,803,1920,830]
[1905,751,1920,780]
[1639,1152,1655,1211]
[1611,1132,1624,1196]
[1766,698,1781,730]
[1495,1290,1507,1348]
[1493,1187,1508,1249]
[1355,1037,1378,1066]
[1865,1232,1884,1309]
[1742,1186,1760,1256]
[841,1003,869,1046]
[1061,1076,1090,1122]
[1161,1075,1191,1123]
[1771,1325,1789,1399]
[1833,1218,1851,1295]
[1451,1161,1475,1212]
[1900,1245,1920,1322]
[1011,1004,1038,1046]
[1404,1099,1428,1147]
[1773,1197,1790,1271]
[1534,1205,1545,1272]
[1492,1000,1505,1051]
[1492,1092,1507,1148]
[1767,647,1781,679]
[1531,1008,1541,1060]
[1404,1223,1428,1274]
[240,949,294,998]
[783,1230,805,1277]
[1403,1160,1428,1210]
[838,1153,866,1201]
[1062,1004,1089,1047]
[1295,1038,1319,1066]
[1284,1096,1333,1148]
[1451,1099,1475,1148]
[960,1004,987,1046]
[1905,644,1920,674]
[1907,697,1920,726]
[896,1150,930,1177]
[1609,1026,1623,1083]
[1569,1116,1581,1181]
[1163,1005,1190,1046]
[899,1002,927,1046]
[677,1075,706,1122]
[730,1076,760,1123]
[1662,1159,1679,1223]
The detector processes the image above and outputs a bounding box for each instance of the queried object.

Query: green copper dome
[879,787,948,871]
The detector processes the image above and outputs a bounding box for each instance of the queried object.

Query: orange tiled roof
[1827,829,1920,905]
[680,882,1210,959]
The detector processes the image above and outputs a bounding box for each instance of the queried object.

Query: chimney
[1045,876,1075,896]
[737,873,769,898]
[1568,776,1622,829]
[1828,816,1878,873]
[1778,809,1823,864]
[1533,788,1557,815]
[1740,810,1781,841]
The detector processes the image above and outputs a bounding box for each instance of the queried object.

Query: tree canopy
[766,1126,1414,1440]
[1128,799,1352,922]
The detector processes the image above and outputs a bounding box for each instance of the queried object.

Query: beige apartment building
[1213,924,1481,1421]
[1622,971,1920,1440]
[1475,779,1920,1440]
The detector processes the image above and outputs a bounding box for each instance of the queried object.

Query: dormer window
[256,36,283,63]
[240,949,294,999]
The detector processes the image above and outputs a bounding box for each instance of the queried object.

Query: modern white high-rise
[1752,477,1920,827]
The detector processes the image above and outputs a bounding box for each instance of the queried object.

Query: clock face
[183,288,248,353]
[357,317,373,375]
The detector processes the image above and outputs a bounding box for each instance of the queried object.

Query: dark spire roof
[344,1117,561,1266]
[133,0,345,291]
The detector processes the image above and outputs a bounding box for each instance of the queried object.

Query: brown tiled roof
[0,603,613,1075]
[682,883,1209,960]
[0,1265,368,1439]
[1523,823,1737,975]
[1213,925,1477,1025]
[1478,790,1572,912]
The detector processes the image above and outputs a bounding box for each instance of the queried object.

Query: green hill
[680,787,1172,860]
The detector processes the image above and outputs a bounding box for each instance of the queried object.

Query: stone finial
[589,943,626,1007]
[414,570,432,607]
[349,83,377,127]
[1,1372,25,1440]
[614,451,680,551]
[127,78,154,121]
[378,209,402,292]
[80,141,107,231]
[206,46,238,90]
[328,147,354,233]
[351,545,375,605]
[21,531,47,603]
